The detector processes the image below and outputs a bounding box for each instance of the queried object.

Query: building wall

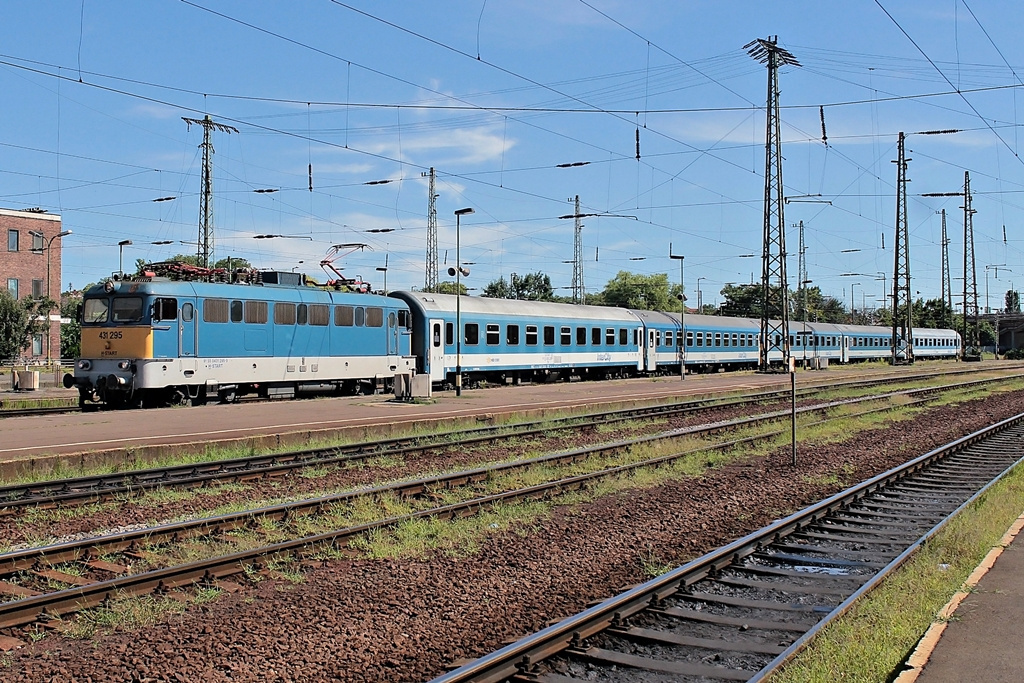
[0,208,64,361]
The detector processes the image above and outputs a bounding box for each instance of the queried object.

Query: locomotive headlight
[117,361,131,370]
[77,360,92,371]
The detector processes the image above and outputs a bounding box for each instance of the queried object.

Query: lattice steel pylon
[940,209,953,330]
[423,167,439,291]
[570,195,584,305]
[182,115,238,270]
[962,171,981,360]
[745,36,798,372]
[890,131,914,365]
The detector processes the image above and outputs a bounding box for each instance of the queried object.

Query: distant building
[0,208,65,361]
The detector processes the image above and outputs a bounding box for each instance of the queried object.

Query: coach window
[245,300,268,324]
[486,323,500,345]
[311,304,329,326]
[606,328,615,345]
[354,307,365,327]
[112,297,144,323]
[152,298,177,321]
[617,328,626,345]
[465,323,479,345]
[713,332,721,347]
[366,307,383,327]
[543,326,555,345]
[723,333,730,347]
[686,331,694,347]
[445,322,454,346]
[203,298,229,323]
[274,302,296,325]
[576,326,587,345]
[560,327,571,345]
[230,300,243,323]
[665,330,673,347]
[591,327,601,345]
[633,329,640,346]
[335,305,354,327]
[655,331,662,347]
[507,324,520,345]
[732,333,739,346]
[526,324,538,346]
[297,304,308,325]
[432,323,442,347]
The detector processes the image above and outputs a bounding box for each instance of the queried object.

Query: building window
[31,279,44,299]
[32,334,43,356]
[32,232,44,251]
[7,230,18,252]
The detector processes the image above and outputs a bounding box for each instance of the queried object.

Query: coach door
[841,335,850,363]
[429,318,445,381]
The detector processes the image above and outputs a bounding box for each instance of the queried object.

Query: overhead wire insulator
[635,127,641,160]
[308,164,313,192]
[819,105,828,146]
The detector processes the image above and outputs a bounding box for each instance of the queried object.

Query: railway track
[0,364,1014,422]
[0,378,1007,632]
[1,370,1019,513]
[428,416,1024,683]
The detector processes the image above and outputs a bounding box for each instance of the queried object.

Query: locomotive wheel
[218,388,237,404]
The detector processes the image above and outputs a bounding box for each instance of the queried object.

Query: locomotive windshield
[82,298,109,324]
[111,297,144,323]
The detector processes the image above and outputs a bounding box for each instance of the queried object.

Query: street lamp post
[985,265,1008,314]
[44,229,72,362]
[118,239,133,275]
[669,245,685,381]
[376,254,389,295]
[850,282,861,322]
[696,276,706,311]
[453,208,474,396]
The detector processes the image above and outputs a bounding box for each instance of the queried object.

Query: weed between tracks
[767,461,1024,683]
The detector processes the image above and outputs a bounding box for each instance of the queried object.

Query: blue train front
[66,273,415,408]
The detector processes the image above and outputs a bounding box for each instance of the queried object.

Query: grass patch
[767,461,1024,683]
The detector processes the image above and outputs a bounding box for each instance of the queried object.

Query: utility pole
[423,167,439,292]
[962,171,981,360]
[891,131,914,365]
[796,220,807,321]
[746,36,798,372]
[570,195,584,305]
[182,116,238,271]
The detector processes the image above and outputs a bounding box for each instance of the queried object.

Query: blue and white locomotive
[66,269,961,408]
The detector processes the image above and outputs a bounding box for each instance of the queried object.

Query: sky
[3,1,1024,313]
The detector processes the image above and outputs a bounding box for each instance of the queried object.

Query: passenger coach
[392,291,642,386]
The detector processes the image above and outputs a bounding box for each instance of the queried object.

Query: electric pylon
[962,171,981,360]
[182,116,238,271]
[571,195,584,305]
[423,167,438,291]
[940,209,953,330]
[745,36,798,372]
[891,131,914,364]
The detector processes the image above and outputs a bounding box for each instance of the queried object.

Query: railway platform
[897,511,1024,682]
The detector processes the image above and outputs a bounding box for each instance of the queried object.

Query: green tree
[434,281,468,295]
[0,290,30,361]
[60,288,84,359]
[600,271,672,310]
[482,271,556,301]
[214,256,253,270]
[1006,289,1020,313]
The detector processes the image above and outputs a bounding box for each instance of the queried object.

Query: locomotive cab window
[354,307,365,327]
[398,310,410,329]
[486,323,500,345]
[182,303,194,322]
[153,298,177,322]
[230,300,243,323]
[506,324,520,345]
[296,304,308,325]
[112,297,144,323]
[387,311,397,329]
[83,298,110,324]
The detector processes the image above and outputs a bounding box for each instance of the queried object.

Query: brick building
[0,208,66,361]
